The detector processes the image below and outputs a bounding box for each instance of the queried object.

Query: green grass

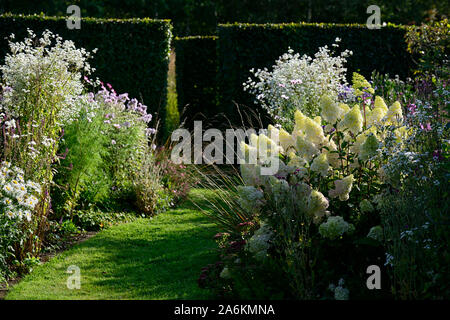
[6,189,219,300]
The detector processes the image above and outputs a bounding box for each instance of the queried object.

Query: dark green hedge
[0,14,172,133]
[174,36,218,129]
[217,22,414,125]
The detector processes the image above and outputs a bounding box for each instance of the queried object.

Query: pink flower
[420,123,432,131]
[111,140,116,145]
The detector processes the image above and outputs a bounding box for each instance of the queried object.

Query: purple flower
[407,103,417,115]
[420,123,432,131]
[145,128,156,136]
[111,140,116,145]
[141,114,153,123]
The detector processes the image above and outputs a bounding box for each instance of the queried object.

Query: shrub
[204,58,412,298]
[217,22,413,126]
[243,39,351,128]
[132,149,173,217]
[52,82,157,216]
[0,29,92,274]
[405,19,450,79]
[378,76,449,299]
[0,13,172,135]
[175,36,218,129]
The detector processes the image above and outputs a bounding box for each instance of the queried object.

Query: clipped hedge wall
[217,22,414,125]
[174,36,218,129]
[0,14,172,133]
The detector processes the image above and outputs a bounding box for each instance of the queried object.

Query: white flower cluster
[367,225,383,241]
[319,216,355,240]
[246,221,273,261]
[329,278,350,300]
[1,162,41,221]
[0,29,94,124]
[236,185,265,214]
[243,39,352,126]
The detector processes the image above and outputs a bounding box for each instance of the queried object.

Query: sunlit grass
[5,189,218,300]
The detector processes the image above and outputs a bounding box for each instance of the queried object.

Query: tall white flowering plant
[0,29,94,182]
[243,39,352,129]
[0,29,94,272]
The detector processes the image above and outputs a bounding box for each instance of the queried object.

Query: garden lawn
[5,189,219,300]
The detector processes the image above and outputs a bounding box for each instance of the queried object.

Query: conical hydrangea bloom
[306,190,330,224]
[359,134,379,161]
[329,174,354,201]
[320,95,343,124]
[338,105,363,134]
[311,153,330,177]
[384,101,403,125]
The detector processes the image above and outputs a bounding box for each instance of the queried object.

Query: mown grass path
[6,189,218,300]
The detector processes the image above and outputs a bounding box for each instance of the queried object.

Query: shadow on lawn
[66,208,219,299]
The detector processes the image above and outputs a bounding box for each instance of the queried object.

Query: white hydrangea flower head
[295,135,320,161]
[246,221,273,261]
[279,128,295,151]
[319,216,354,240]
[338,105,363,134]
[322,137,340,168]
[320,95,344,124]
[304,117,326,145]
[367,225,383,241]
[359,133,379,161]
[329,174,354,201]
[359,199,374,213]
[384,101,403,126]
[374,96,388,113]
[306,190,330,224]
[310,153,330,177]
[237,186,265,214]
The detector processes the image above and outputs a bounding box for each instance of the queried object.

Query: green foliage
[175,36,218,129]
[0,214,24,282]
[217,22,414,126]
[132,150,174,217]
[0,13,172,134]
[71,209,137,231]
[51,102,108,217]
[405,19,450,78]
[1,0,448,36]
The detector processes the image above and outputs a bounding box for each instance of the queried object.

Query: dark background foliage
[174,36,217,129]
[216,22,414,125]
[0,0,448,36]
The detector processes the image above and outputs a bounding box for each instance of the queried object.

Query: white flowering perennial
[245,222,273,261]
[243,39,352,127]
[0,29,94,124]
[0,162,41,221]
